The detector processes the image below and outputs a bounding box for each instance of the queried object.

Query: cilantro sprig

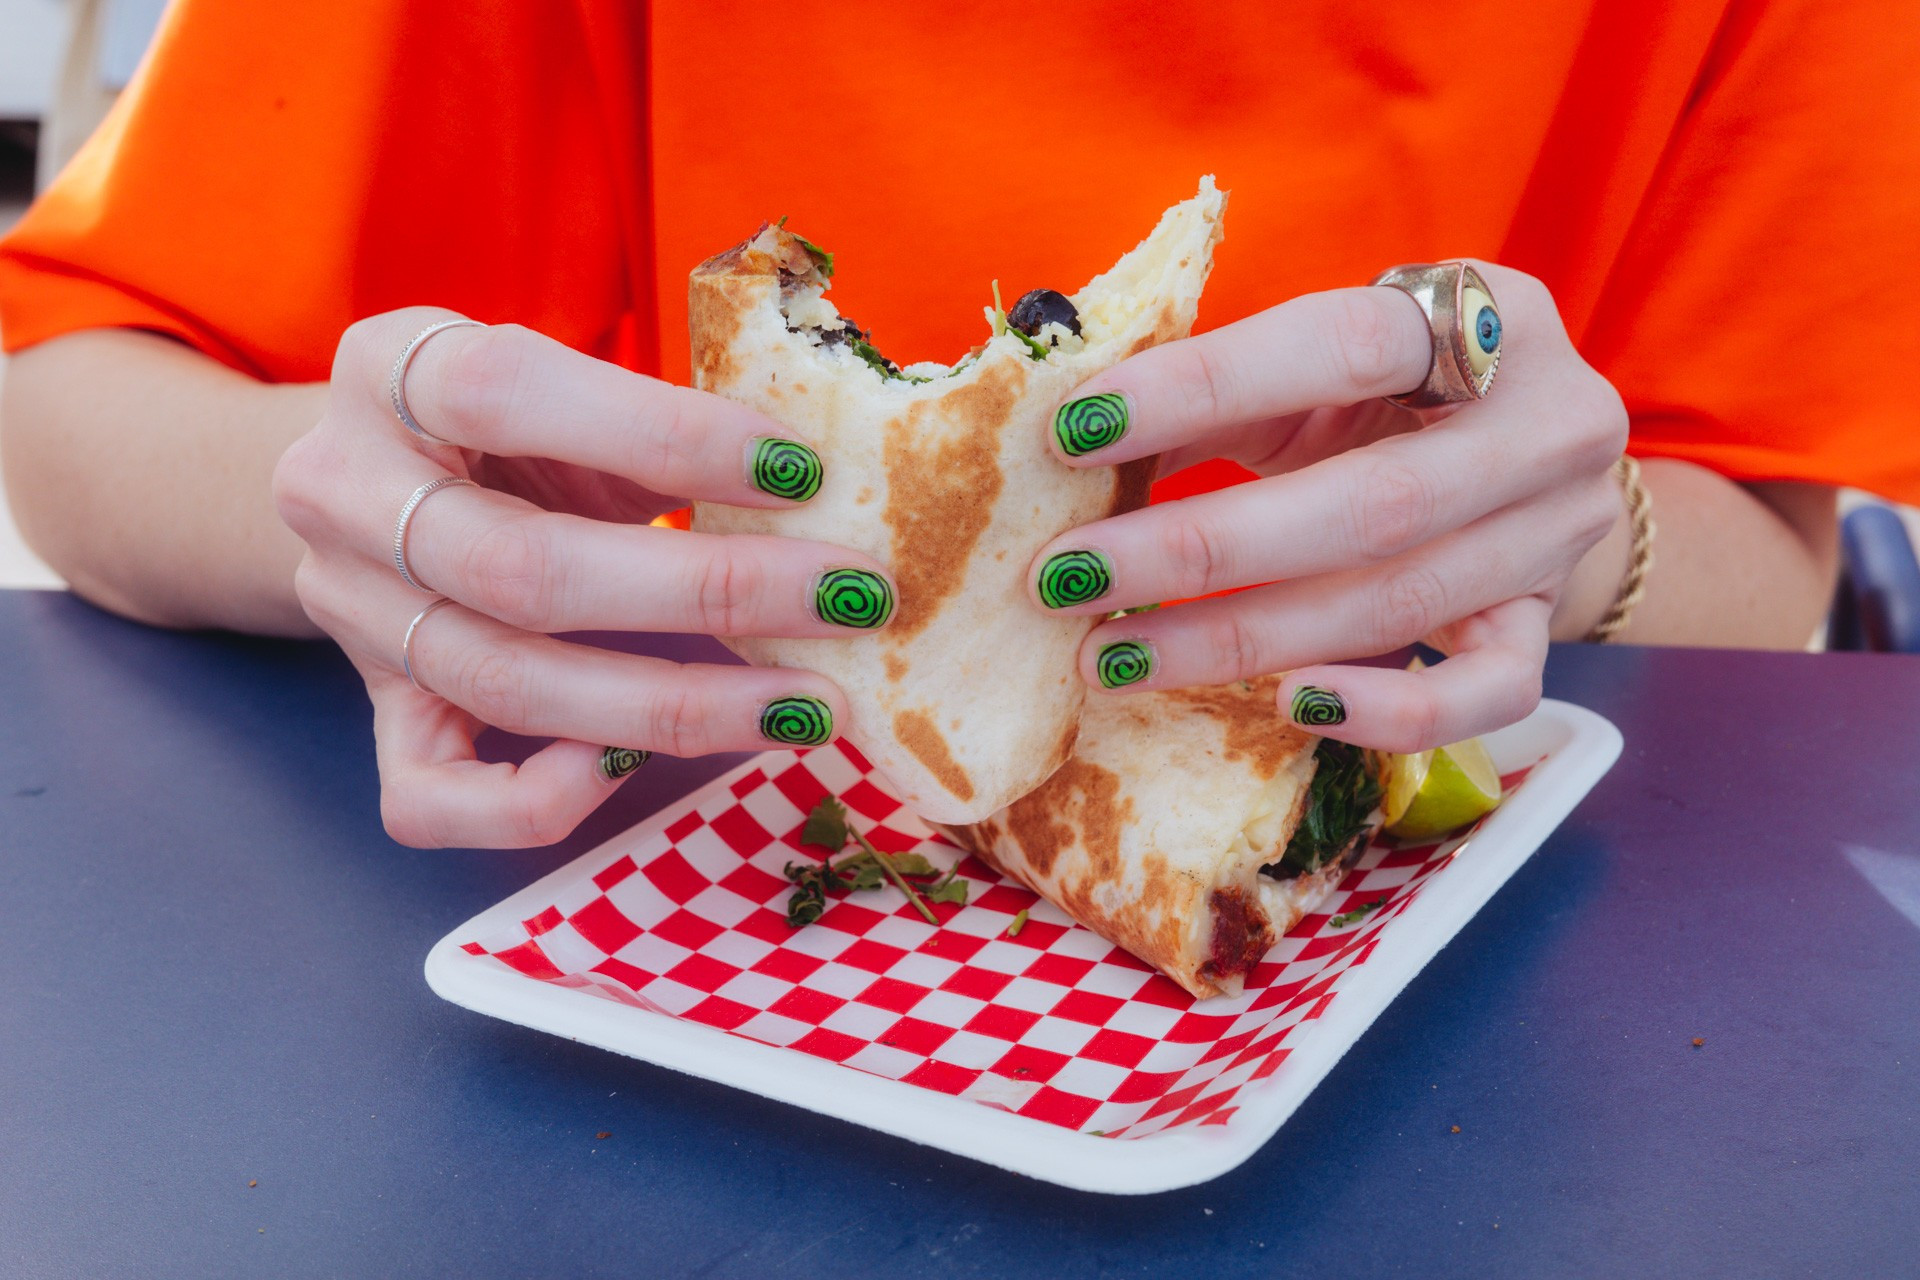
[783,797,969,928]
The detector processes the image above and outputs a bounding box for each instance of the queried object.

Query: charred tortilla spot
[687,278,748,389]
[894,709,975,803]
[1165,676,1310,780]
[1002,758,1127,882]
[1125,302,1187,358]
[883,652,907,682]
[881,362,1022,637]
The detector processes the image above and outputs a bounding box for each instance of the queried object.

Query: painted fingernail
[1054,392,1130,457]
[598,747,651,782]
[760,695,833,746]
[813,567,895,629]
[1095,639,1156,689]
[1290,685,1347,727]
[1036,549,1114,609]
[748,437,823,502]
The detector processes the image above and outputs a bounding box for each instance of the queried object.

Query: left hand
[1027,263,1627,752]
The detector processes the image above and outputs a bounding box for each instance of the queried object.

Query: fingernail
[748,437,823,502]
[813,567,895,629]
[760,695,833,746]
[1095,639,1156,689]
[598,747,651,782]
[1054,392,1130,458]
[1290,685,1347,727]
[1036,549,1114,609]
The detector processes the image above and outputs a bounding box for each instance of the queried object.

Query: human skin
[1,280,1836,844]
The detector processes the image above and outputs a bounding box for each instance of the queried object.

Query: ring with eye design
[1369,261,1501,408]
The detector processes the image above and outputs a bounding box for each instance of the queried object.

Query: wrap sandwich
[690,179,1227,823]
[937,676,1385,1000]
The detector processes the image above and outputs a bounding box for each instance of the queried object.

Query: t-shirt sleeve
[1579,0,1920,504]
[0,0,637,382]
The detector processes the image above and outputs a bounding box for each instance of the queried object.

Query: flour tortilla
[937,677,1372,1000]
[690,179,1226,823]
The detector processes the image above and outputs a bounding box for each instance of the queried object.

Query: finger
[1273,595,1551,752]
[362,462,897,636]
[1029,354,1623,616]
[1045,286,1431,465]
[1074,491,1601,690]
[318,577,852,756]
[367,675,638,849]
[339,309,822,507]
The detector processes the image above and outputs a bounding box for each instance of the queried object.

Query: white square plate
[427,698,1620,1193]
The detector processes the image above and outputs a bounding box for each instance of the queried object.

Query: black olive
[1007,289,1082,341]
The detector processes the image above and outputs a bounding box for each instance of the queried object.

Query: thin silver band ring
[393,475,475,591]
[401,597,456,694]
[390,319,482,444]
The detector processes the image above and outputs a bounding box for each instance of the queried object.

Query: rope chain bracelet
[1585,455,1656,644]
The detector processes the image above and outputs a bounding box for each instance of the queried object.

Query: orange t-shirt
[2,0,1917,504]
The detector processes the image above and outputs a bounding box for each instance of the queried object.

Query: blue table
[3,588,1917,1277]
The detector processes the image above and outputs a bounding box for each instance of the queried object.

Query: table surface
[3,588,1917,1279]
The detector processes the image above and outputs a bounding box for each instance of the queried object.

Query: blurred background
[1,0,1916,648]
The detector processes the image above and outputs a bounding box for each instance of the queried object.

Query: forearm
[1552,456,1837,648]
[1,329,326,636]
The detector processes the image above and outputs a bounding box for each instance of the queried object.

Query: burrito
[690,179,1227,823]
[937,677,1384,1000]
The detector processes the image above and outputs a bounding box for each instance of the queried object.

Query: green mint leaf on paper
[1006,908,1029,937]
[847,860,885,891]
[801,797,850,853]
[887,852,939,879]
[1329,898,1387,929]
[925,879,969,906]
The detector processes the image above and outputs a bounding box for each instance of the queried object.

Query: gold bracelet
[1585,455,1656,643]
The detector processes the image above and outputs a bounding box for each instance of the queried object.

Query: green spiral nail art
[1095,640,1155,689]
[760,696,833,746]
[1290,685,1347,727]
[1036,550,1113,609]
[598,746,651,782]
[750,437,823,502]
[1054,392,1130,457]
[814,567,895,629]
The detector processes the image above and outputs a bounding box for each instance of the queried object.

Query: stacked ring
[389,319,483,444]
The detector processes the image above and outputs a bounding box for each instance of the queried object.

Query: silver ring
[393,475,475,591]
[401,597,456,694]
[389,319,482,444]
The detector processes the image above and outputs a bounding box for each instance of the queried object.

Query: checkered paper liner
[452,741,1535,1141]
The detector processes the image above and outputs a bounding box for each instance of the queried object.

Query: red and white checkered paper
[458,742,1531,1140]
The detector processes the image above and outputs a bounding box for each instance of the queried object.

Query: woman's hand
[273,308,896,848]
[1029,264,1627,751]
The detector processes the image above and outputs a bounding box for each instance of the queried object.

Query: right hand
[273,308,894,848]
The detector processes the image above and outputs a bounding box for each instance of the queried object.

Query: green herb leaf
[792,232,834,279]
[1006,908,1029,937]
[801,797,850,853]
[887,852,939,878]
[1107,602,1162,620]
[782,861,830,927]
[1009,326,1050,361]
[925,878,970,906]
[1276,741,1384,876]
[1329,898,1387,928]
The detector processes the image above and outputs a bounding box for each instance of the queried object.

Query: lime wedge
[1379,748,1433,827]
[1383,735,1502,840]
